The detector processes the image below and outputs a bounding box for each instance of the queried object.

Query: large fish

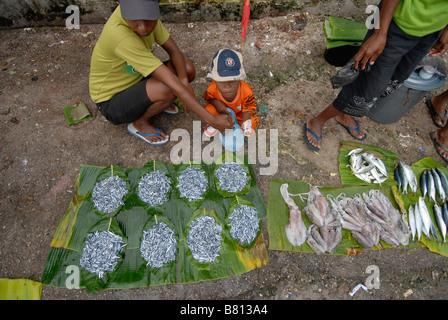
[414,201,423,241]
[435,167,448,196]
[420,170,428,199]
[434,204,447,243]
[408,205,416,241]
[426,169,436,203]
[417,197,432,237]
[431,168,446,201]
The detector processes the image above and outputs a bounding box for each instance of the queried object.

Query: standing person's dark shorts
[333,20,444,117]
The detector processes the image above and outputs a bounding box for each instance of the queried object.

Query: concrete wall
[0,0,380,29]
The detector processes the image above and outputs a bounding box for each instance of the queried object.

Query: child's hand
[242,119,254,136]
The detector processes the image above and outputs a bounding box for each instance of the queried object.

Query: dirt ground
[1,11,448,303]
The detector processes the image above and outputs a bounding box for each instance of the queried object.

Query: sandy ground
[1,12,448,303]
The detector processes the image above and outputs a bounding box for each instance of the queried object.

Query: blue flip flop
[336,120,367,141]
[304,122,321,152]
[127,123,169,146]
[162,104,179,115]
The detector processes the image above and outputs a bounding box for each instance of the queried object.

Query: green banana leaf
[42,156,268,293]
[339,141,399,187]
[0,279,42,300]
[324,17,367,41]
[324,17,367,49]
[225,196,262,249]
[392,157,448,257]
[267,179,422,255]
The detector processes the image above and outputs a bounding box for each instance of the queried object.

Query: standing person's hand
[429,26,448,57]
[354,32,387,70]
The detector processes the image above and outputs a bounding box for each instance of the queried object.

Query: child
[203,49,259,137]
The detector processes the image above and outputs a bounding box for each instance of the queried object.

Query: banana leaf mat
[267,179,422,255]
[41,156,268,294]
[267,139,448,257]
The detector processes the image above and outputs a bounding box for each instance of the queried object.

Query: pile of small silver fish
[303,185,342,254]
[408,197,448,243]
[177,166,208,201]
[138,171,171,207]
[140,222,177,268]
[346,148,388,184]
[419,167,448,202]
[228,205,260,245]
[394,161,418,194]
[187,215,223,263]
[92,176,128,214]
[215,162,249,193]
[80,230,127,278]
[280,183,307,247]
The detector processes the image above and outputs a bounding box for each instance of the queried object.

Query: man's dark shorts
[96,77,153,125]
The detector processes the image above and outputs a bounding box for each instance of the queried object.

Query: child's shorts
[96,77,153,125]
[205,103,259,130]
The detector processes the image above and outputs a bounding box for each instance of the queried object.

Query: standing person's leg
[427,90,448,128]
[429,90,448,162]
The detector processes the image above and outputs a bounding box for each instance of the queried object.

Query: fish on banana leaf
[435,167,448,196]
[426,169,436,202]
[346,148,389,184]
[408,205,416,241]
[414,201,423,241]
[420,170,428,199]
[417,197,432,237]
[442,202,448,230]
[433,204,447,243]
[431,168,446,202]
[396,161,418,194]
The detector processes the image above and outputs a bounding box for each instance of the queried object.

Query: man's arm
[354,0,402,70]
[150,62,235,133]
[429,25,448,57]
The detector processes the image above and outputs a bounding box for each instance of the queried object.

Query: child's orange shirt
[203,80,258,124]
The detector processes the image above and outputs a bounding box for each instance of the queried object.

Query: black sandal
[426,97,448,128]
[430,131,448,164]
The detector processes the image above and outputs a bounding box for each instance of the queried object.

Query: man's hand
[354,31,387,70]
[210,114,235,134]
[429,26,448,57]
